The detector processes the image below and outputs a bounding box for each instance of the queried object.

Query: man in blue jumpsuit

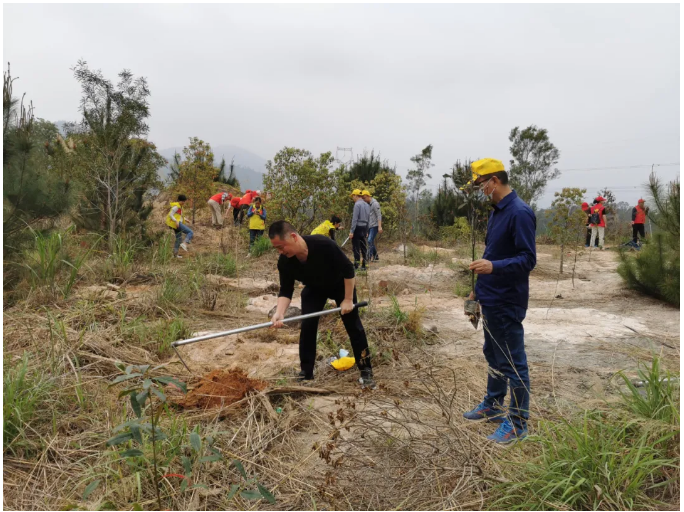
[462,158,537,445]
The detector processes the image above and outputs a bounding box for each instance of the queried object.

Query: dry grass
[3,216,680,510]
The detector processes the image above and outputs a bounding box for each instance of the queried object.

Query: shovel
[171,301,369,372]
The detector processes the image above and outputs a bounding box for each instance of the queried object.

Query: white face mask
[479,179,498,202]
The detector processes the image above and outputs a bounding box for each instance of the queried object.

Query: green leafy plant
[105,364,189,510]
[225,459,276,505]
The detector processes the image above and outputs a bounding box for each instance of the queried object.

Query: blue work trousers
[481,304,530,430]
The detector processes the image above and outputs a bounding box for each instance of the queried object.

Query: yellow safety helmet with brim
[361,190,371,197]
[350,188,363,197]
[459,158,505,190]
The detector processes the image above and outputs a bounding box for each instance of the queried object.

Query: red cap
[581,202,589,209]
[595,196,606,202]
[638,198,645,203]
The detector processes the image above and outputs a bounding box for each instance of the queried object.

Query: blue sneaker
[487,419,527,445]
[463,401,505,423]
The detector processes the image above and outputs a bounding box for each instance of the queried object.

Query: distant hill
[157,145,268,192]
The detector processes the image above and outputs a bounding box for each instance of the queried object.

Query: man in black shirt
[268,220,375,388]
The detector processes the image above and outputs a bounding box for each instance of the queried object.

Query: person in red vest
[589,196,607,250]
[207,191,232,228]
[631,198,649,245]
[237,190,255,225]
[229,194,242,226]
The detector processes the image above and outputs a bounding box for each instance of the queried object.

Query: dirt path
[174,236,679,416]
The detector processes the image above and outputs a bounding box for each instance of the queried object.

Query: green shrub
[250,235,272,257]
[439,216,471,243]
[617,233,679,305]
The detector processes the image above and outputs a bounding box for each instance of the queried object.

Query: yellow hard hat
[350,188,363,197]
[361,190,371,197]
[460,158,505,190]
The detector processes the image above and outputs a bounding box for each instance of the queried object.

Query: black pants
[299,284,371,376]
[632,223,645,243]
[352,225,368,268]
[233,207,240,225]
[238,204,249,224]
[249,229,264,248]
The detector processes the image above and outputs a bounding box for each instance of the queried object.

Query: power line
[556,162,680,172]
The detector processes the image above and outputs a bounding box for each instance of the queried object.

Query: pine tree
[617,172,679,305]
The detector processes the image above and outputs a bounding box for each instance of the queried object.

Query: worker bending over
[268,221,375,389]
[207,191,231,228]
[463,158,536,445]
[311,215,343,241]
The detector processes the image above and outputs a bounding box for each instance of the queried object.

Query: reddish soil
[179,369,267,409]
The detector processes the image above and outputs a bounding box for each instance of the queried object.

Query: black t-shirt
[277,235,355,299]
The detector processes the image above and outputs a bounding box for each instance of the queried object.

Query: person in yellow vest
[165,194,193,259]
[247,196,267,250]
[311,215,343,241]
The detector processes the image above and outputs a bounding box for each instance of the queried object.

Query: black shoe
[297,370,314,381]
[358,370,377,390]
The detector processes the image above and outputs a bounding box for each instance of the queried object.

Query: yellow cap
[461,158,505,189]
[361,190,371,197]
[350,188,363,197]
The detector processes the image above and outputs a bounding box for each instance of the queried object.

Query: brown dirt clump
[179,369,267,409]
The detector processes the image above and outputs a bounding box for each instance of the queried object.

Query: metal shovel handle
[172,301,369,348]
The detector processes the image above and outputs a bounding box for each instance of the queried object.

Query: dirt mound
[180,369,267,409]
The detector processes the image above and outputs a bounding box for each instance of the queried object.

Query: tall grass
[493,357,680,510]
[406,244,446,267]
[199,253,237,277]
[151,234,174,266]
[250,235,272,257]
[3,352,53,453]
[491,412,679,510]
[22,228,65,293]
[617,357,680,425]
[108,235,140,280]
[21,227,97,298]
[156,275,185,310]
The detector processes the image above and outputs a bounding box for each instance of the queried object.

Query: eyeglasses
[478,178,493,191]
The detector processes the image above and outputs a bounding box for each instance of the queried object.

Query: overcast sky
[4,3,680,206]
